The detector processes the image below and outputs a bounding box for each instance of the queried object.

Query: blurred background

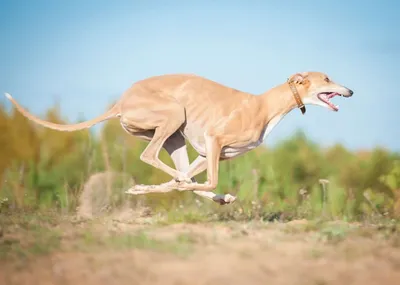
[0,0,399,220]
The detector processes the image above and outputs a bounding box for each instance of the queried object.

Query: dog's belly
[181,122,263,160]
[183,133,262,159]
[220,142,261,159]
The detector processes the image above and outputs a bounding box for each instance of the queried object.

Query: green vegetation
[0,103,399,222]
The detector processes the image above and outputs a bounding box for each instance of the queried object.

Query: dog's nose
[348,89,353,96]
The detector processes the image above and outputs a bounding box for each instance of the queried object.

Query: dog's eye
[324,77,330,82]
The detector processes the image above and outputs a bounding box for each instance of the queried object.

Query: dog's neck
[259,82,304,123]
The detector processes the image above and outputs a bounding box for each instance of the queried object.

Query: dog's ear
[288,72,309,85]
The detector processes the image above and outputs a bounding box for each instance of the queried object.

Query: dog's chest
[220,115,282,158]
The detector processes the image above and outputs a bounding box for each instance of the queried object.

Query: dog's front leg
[193,190,237,205]
[171,133,221,192]
[184,155,236,204]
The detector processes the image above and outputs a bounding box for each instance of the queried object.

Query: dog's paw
[125,188,146,195]
[224,194,237,204]
[213,194,237,205]
[125,184,155,194]
[174,174,193,184]
[175,181,199,191]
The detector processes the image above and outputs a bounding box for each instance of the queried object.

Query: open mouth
[317,92,342,111]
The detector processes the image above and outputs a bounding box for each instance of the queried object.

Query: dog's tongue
[321,93,339,110]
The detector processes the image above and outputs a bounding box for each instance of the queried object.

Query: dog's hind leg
[120,95,191,185]
[162,131,196,182]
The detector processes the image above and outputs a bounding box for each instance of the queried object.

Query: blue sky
[0,0,399,151]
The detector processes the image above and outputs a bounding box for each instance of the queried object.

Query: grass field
[1,209,400,285]
[1,105,400,284]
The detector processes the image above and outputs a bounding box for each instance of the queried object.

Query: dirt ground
[1,214,400,285]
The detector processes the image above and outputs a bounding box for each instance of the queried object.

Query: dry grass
[1,211,400,285]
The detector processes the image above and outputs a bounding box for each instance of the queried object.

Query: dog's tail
[4,93,120,132]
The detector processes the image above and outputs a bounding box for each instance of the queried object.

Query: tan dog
[5,71,353,205]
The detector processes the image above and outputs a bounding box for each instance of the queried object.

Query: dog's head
[288,72,353,112]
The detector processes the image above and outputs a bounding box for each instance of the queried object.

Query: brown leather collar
[287,79,306,115]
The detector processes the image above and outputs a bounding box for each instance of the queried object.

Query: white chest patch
[220,114,285,159]
[261,114,284,141]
